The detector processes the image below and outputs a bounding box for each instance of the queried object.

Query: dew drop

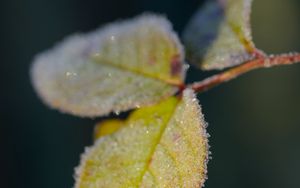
[264,59,271,67]
[289,52,296,56]
[65,71,78,80]
[183,64,190,71]
[110,35,116,41]
[65,71,77,77]
[206,133,211,138]
[66,72,71,76]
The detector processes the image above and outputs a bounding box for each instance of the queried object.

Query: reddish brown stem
[190,52,300,93]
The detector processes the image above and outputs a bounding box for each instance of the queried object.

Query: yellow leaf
[75,89,209,188]
[31,14,186,117]
[94,120,123,139]
[183,0,261,70]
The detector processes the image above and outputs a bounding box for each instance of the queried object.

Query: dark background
[1,0,300,187]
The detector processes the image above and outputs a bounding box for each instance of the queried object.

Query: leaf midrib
[135,99,180,187]
[91,56,183,86]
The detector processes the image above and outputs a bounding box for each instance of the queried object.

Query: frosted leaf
[31,14,186,117]
[183,0,261,70]
[75,89,209,187]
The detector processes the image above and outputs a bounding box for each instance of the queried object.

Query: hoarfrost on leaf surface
[75,89,209,188]
[31,14,186,117]
[183,0,261,70]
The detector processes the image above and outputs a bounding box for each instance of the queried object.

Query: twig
[190,52,300,93]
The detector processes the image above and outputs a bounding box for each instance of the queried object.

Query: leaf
[183,0,263,70]
[31,14,186,117]
[75,89,209,188]
[94,119,124,139]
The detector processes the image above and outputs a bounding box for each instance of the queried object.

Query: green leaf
[75,89,209,187]
[31,14,186,117]
[183,0,262,70]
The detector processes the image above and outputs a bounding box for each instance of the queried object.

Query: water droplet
[65,71,78,80]
[183,64,190,71]
[264,59,271,67]
[65,71,77,76]
[110,35,115,41]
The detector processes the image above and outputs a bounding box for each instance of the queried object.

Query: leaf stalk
[189,52,300,93]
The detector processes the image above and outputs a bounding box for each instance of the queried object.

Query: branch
[190,52,300,93]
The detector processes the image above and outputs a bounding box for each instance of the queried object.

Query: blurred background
[1,0,300,187]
